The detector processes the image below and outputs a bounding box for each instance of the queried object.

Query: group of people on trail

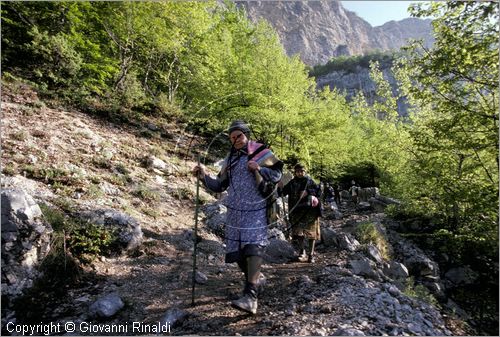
[323,182,341,208]
[191,120,323,315]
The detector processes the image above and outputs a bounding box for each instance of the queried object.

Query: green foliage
[354,222,390,260]
[67,223,115,262]
[2,163,18,176]
[404,276,439,307]
[40,203,116,264]
[310,50,396,77]
[171,186,194,201]
[39,203,66,231]
[3,3,497,260]
[27,27,83,89]
[133,184,160,202]
[395,2,499,241]
[115,162,131,175]
[92,156,113,169]
[22,165,78,186]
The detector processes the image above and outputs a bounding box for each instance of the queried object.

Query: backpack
[248,144,282,225]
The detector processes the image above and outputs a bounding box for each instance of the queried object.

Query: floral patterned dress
[204,144,282,263]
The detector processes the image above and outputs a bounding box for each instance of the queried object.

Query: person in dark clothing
[280,163,321,263]
[333,184,341,206]
[324,183,334,204]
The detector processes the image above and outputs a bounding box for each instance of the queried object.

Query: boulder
[383,261,409,280]
[1,189,52,299]
[349,257,381,281]
[161,307,189,328]
[265,239,296,263]
[366,244,384,264]
[356,201,371,212]
[89,292,124,318]
[79,208,143,252]
[320,227,338,247]
[337,232,361,252]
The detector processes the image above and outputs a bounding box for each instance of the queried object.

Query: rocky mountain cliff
[315,61,409,116]
[236,0,433,66]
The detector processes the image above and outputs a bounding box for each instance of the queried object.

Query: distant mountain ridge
[235,0,433,65]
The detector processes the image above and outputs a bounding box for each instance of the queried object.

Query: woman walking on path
[192,120,283,315]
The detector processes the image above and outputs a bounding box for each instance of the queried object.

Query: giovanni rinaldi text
[6,321,172,335]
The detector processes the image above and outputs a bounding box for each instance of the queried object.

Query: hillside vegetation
[1,1,498,332]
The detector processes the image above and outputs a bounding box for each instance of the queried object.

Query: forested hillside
[1,1,498,335]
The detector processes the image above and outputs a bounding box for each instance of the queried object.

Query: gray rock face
[316,62,410,116]
[236,0,433,65]
[366,244,384,264]
[195,271,208,284]
[337,232,361,252]
[357,187,379,202]
[320,227,337,247]
[1,189,53,298]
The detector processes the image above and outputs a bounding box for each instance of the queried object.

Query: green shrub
[86,183,104,199]
[171,187,194,201]
[155,93,183,120]
[404,276,439,307]
[40,203,66,231]
[41,203,117,263]
[22,165,77,185]
[355,222,390,260]
[11,130,28,141]
[141,206,160,219]
[106,174,128,187]
[111,71,146,109]
[52,197,74,213]
[134,184,160,202]
[92,156,113,169]
[310,50,395,77]
[115,162,131,175]
[27,27,82,89]
[2,163,18,176]
[68,223,115,263]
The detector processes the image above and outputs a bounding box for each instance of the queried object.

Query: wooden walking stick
[191,155,201,306]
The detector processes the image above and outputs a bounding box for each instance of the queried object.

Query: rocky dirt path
[173,248,351,336]
[7,192,465,336]
[47,205,364,336]
[82,204,461,336]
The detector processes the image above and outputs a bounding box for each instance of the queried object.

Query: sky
[341,1,421,27]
